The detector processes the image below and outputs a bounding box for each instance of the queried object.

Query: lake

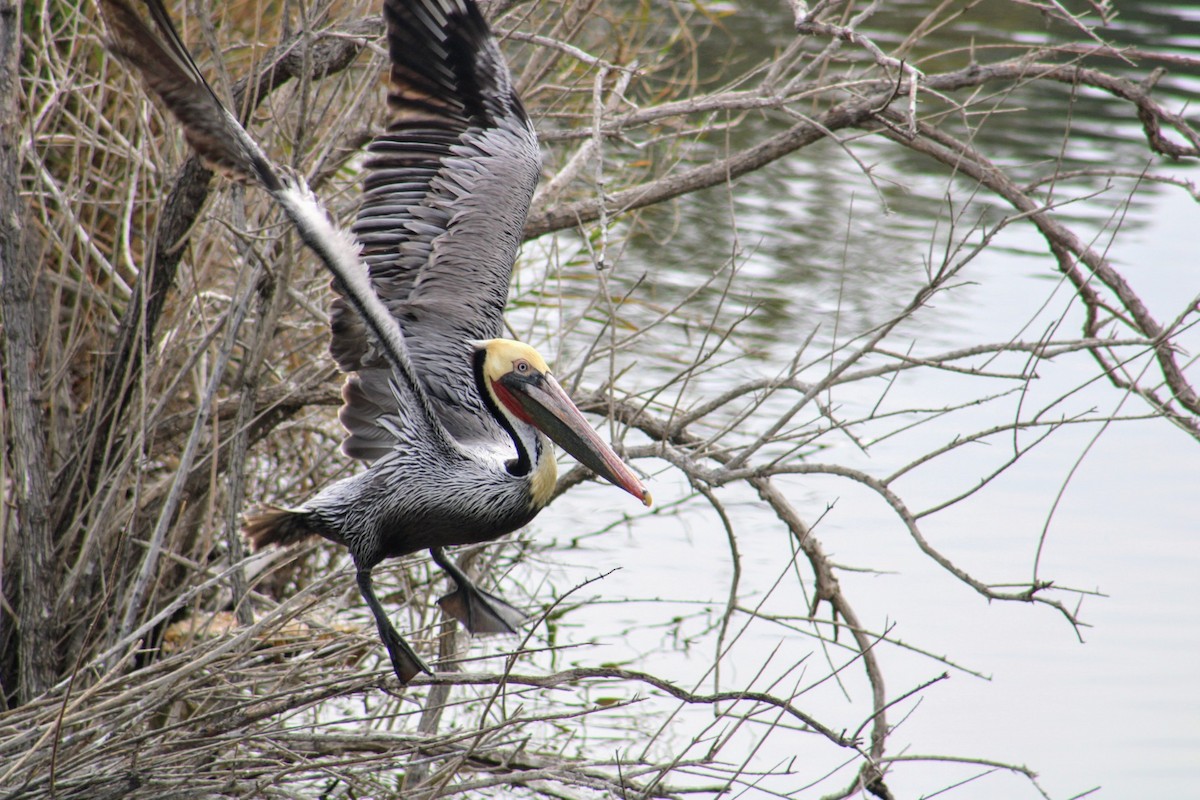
[507,0,1200,796]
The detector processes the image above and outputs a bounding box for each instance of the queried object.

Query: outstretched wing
[99,0,457,458]
[334,0,541,460]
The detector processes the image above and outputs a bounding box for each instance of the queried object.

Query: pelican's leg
[355,566,431,682]
[429,547,525,635]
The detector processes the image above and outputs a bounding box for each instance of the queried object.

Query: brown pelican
[101,0,651,682]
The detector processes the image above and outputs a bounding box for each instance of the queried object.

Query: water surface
[527,1,1200,796]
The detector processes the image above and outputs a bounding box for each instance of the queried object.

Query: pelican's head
[477,339,652,508]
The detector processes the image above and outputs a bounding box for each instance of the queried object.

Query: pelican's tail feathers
[243,505,315,551]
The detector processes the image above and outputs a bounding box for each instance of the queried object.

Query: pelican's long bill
[499,370,652,507]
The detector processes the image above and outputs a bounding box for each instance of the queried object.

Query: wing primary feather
[100,0,279,188]
[99,0,453,448]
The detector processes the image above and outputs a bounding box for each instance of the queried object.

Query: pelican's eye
[513,359,531,375]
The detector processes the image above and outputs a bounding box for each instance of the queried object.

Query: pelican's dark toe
[379,624,432,682]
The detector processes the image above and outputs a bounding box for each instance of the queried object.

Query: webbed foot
[436,582,525,634]
[377,619,432,682]
[356,566,432,683]
[430,547,525,634]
